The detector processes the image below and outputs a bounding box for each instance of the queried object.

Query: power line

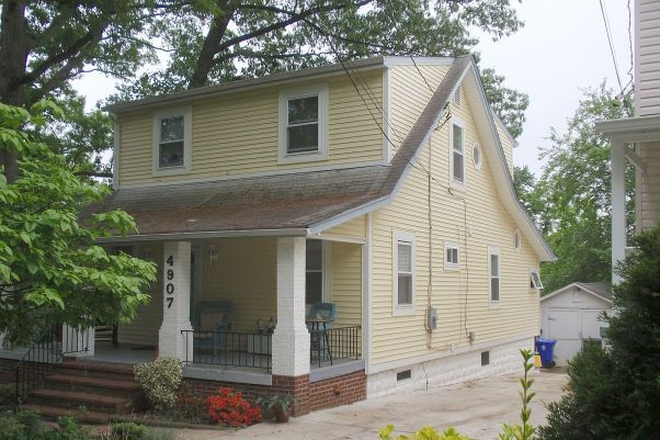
[599,0,624,94]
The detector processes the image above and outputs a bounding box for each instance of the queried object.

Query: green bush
[0,412,90,440]
[109,422,148,440]
[538,225,660,440]
[134,357,183,413]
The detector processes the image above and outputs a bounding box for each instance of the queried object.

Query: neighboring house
[597,0,660,283]
[1,55,554,417]
[540,282,611,365]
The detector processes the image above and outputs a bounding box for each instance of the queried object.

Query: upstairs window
[450,119,465,185]
[279,85,328,163]
[153,107,191,175]
[489,246,500,304]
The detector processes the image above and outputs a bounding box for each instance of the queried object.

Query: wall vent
[481,351,490,366]
[396,370,412,381]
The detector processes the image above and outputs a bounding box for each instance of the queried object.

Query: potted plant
[256,394,295,423]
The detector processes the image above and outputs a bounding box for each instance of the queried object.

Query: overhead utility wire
[599,0,625,94]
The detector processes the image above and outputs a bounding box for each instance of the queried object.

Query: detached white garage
[540,282,612,365]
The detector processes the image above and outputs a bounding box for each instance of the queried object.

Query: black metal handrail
[309,325,361,367]
[181,330,272,371]
[15,325,89,409]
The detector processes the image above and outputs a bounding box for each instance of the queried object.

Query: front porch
[87,234,366,385]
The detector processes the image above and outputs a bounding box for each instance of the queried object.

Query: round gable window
[473,143,482,169]
[513,230,521,252]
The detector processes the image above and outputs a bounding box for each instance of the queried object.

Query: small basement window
[481,351,490,366]
[530,270,543,289]
[397,370,412,381]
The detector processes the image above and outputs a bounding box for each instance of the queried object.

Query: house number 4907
[166,255,175,309]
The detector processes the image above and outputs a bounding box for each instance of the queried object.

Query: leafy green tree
[482,68,529,139]
[538,225,660,440]
[521,85,634,292]
[0,102,156,345]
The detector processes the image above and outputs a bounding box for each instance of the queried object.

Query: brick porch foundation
[0,357,18,383]
[185,369,366,416]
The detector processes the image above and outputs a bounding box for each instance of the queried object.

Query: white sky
[73,0,632,176]
[475,0,631,174]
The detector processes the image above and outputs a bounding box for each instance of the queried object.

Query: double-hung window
[450,118,466,186]
[394,231,415,313]
[306,239,324,305]
[279,85,328,163]
[153,107,191,174]
[488,246,500,304]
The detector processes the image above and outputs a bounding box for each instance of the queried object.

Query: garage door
[546,308,607,365]
[546,309,581,365]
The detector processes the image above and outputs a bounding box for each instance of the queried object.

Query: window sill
[450,179,466,191]
[444,263,460,271]
[488,300,501,309]
[393,305,415,316]
[278,150,328,165]
[153,166,191,177]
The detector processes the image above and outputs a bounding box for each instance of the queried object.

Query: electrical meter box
[426,307,437,330]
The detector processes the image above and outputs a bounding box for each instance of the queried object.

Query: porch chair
[192,301,234,356]
[307,302,337,364]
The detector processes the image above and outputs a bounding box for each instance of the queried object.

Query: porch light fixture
[207,244,218,264]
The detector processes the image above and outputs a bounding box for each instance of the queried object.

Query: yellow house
[57,55,554,415]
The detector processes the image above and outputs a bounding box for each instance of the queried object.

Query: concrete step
[21,403,112,425]
[30,388,132,414]
[47,374,141,397]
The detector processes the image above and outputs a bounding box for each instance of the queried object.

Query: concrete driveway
[180,370,567,440]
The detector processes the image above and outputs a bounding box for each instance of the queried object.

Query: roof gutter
[97,227,310,244]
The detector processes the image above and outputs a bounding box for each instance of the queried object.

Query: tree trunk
[0,0,29,182]
[189,1,233,89]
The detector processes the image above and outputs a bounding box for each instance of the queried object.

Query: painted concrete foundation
[366,337,534,398]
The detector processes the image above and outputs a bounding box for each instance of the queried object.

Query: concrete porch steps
[23,359,145,424]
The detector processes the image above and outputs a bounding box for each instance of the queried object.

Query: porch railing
[181,330,272,371]
[15,325,89,408]
[309,325,362,367]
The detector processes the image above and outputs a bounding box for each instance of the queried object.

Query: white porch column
[272,237,310,377]
[611,140,627,285]
[158,241,194,361]
[62,325,94,357]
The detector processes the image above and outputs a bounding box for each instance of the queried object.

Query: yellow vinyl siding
[389,65,450,154]
[638,141,660,230]
[118,243,163,346]
[324,215,367,238]
[198,237,277,333]
[330,242,362,327]
[117,71,384,187]
[370,79,540,365]
[494,117,514,176]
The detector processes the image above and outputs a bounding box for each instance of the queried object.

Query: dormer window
[153,107,191,175]
[278,85,328,163]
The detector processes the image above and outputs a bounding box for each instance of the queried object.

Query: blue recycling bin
[535,338,557,368]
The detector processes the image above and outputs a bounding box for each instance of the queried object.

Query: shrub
[173,383,207,424]
[0,413,91,440]
[206,387,262,427]
[538,226,660,440]
[134,357,183,413]
[109,422,148,440]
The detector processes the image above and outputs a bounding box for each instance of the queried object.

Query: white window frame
[393,230,415,316]
[472,142,482,170]
[305,239,332,306]
[488,246,501,306]
[449,116,466,189]
[444,241,460,270]
[278,84,329,164]
[152,106,192,176]
[530,269,543,290]
[513,229,522,252]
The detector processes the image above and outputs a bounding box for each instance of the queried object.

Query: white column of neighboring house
[611,139,627,285]
[272,237,310,377]
[158,241,194,361]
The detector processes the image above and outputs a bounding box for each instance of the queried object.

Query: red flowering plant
[207,387,262,427]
